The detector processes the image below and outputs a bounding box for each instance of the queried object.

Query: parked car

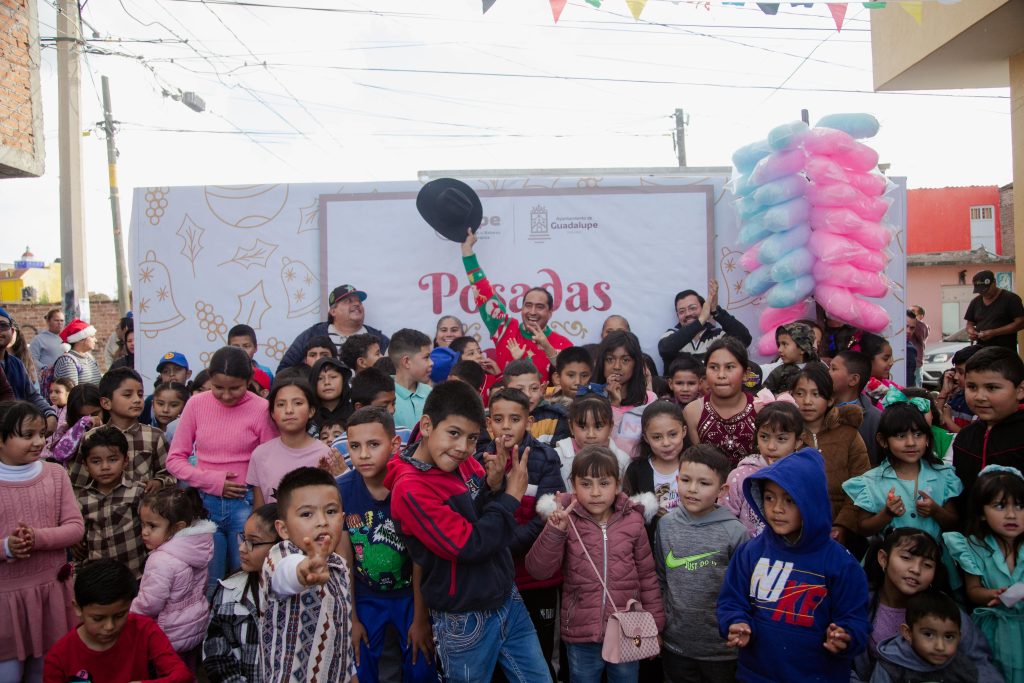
[920,328,971,390]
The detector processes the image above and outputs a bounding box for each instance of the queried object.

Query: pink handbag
[568,517,660,664]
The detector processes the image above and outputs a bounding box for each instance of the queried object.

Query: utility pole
[57,0,88,322]
[673,108,687,167]
[101,76,130,316]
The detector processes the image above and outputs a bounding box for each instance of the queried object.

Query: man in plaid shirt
[73,426,148,578]
[68,367,176,492]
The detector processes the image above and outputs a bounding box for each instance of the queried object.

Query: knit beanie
[430,346,460,384]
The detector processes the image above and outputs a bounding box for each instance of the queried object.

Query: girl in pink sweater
[166,346,277,594]
[0,401,85,682]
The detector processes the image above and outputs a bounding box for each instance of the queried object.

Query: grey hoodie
[654,504,747,660]
[869,634,990,683]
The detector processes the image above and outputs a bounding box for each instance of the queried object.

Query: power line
[254,61,1010,99]
[196,0,346,150]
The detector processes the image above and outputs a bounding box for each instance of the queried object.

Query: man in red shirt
[44,560,191,683]
[460,229,571,378]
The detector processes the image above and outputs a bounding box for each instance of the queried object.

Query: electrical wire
[195,0,346,149]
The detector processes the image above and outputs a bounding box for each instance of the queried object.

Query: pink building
[906,184,1014,339]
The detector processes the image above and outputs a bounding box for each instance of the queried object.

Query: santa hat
[60,319,97,345]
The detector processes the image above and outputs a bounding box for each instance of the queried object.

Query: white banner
[128,173,906,386]
[320,184,713,366]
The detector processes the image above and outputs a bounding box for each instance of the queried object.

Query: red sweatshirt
[43,614,192,683]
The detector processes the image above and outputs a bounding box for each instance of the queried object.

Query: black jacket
[657,309,752,373]
[278,322,389,371]
[952,408,1024,514]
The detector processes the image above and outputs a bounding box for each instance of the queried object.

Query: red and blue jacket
[385,443,519,613]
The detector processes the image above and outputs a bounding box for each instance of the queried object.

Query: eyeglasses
[237,533,276,552]
[0,321,11,331]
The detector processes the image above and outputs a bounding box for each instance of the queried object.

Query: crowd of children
[0,295,1023,683]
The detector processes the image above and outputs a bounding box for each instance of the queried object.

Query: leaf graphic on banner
[297,198,319,234]
[234,280,272,329]
[219,239,279,269]
[176,215,205,277]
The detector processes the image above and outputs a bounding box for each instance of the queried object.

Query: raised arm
[461,229,511,339]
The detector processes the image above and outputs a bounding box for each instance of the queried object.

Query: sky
[0,0,1012,296]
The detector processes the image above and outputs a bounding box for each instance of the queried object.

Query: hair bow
[753,388,798,412]
[575,383,608,398]
[880,387,930,414]
[979,464,1024,481]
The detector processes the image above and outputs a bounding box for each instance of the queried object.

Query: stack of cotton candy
[732,121,815,356]
[804,113,893,333]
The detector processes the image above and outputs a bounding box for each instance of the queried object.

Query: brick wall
[4,300,124,371]
[0,0,43,178]
[1002,183,1015,257]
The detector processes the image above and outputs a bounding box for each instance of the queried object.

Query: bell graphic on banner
[281,257,320,319]
[137,250,186,338]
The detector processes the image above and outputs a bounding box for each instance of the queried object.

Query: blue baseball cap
[156,351,189,372]
[0,307,11,323]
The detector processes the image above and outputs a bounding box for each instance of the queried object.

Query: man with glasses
[0,307,57,431]
[29,307,66,373]
[657,280,752,371]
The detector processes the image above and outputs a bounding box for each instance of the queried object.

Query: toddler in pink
[132,486,215,672]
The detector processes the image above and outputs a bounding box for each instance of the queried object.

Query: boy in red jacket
[44,559,191,683]
[386,380,553,682]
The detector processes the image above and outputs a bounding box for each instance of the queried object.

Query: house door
[940,285,974,337]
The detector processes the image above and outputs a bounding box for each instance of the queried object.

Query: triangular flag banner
[550,0,567,22]
[827,2,847,30]
[863,2,886,7]
[585,0,602,6]
[757,3,780,15]
[482,0,497,13]
[899,0,922,23]
[625,0,647,19]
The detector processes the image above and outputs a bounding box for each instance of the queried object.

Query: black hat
[416,178,483,243]
[973,270,995,294]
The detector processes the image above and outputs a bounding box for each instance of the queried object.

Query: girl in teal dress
[843,402,961,540]
[944,465,1024,683]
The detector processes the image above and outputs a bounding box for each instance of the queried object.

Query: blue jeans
[565,643,638,683]
[355,592,436,683]
[431,588,552,683]
[200,489,252,596]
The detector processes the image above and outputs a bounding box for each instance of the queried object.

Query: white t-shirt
[651,461,678,512]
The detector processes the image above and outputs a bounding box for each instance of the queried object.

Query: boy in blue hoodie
[716,447,870,682]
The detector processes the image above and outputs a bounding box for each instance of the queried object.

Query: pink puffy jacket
[526,491,665,644]
[131,519,215,652]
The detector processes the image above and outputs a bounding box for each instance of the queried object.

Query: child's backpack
[39,353,80,403]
